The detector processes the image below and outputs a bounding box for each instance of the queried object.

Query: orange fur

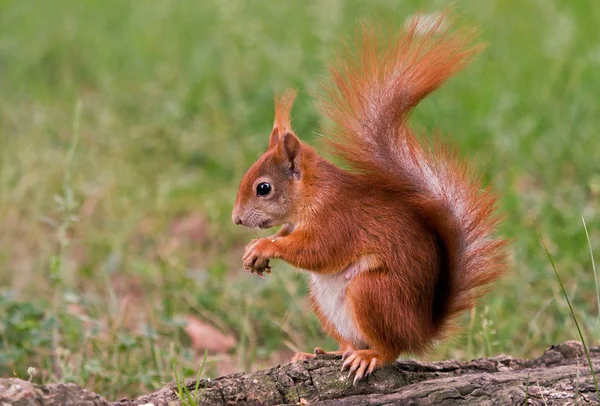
[232,14,509,377]
[274,89,297,133]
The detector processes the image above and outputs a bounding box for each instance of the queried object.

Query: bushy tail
[319,13,508,334]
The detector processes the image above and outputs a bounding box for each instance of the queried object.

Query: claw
[367,358,378,375]
[242,241,257,262]
[242,239,269,274]
[341,354,354,371]
[340,350,380,384]
[342,351,352,361]
[353,361,368,386]
[348,357,362,376]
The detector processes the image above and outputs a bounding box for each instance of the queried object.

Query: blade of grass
[536,382,548,406]
[172,351,208,405]
[582,216,600,322]
[173,365,195,406]
[193,350,209,400]
[173,367,186,404]
[537,229,600,401]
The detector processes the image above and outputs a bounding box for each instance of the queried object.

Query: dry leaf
[170,213,206,243]
[184,315,236,353]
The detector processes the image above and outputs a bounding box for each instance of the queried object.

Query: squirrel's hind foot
[291,347,348,363]
[341,350,380,385]
[290,352,315,362]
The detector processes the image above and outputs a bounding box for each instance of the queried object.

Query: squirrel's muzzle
[232,212,243,225]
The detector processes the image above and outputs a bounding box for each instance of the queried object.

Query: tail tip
[404,12,449,36]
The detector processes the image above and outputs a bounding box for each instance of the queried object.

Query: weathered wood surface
[1,341,599,405]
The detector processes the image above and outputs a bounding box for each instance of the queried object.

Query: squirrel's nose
[232,212,243,225]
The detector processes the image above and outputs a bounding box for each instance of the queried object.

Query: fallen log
[1,341,598,405]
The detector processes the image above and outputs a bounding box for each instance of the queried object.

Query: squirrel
[232,14,508,384]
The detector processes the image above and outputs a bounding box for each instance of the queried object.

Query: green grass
[538,227,599,399]
[174,349,207,406]
[1,0,599,399]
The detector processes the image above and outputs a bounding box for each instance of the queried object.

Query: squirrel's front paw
[242,239,272,277]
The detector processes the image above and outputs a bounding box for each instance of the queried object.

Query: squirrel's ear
[279,132,301,178]
[272,88,301,176]
[267,128,279,150]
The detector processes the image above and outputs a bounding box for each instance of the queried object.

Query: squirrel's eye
[256,182,272,196]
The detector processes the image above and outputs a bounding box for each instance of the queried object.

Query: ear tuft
[271,88,301,177]
[273,88,297,134]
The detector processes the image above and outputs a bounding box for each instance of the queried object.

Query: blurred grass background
[1,0,599,399]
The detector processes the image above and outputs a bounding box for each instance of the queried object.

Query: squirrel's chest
[309,272,366,347]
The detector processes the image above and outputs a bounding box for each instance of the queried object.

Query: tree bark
[1,341,599,405]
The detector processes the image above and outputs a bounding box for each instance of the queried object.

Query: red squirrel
[232,15,508,383]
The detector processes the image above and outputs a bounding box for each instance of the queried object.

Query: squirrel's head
[232,89,309,229]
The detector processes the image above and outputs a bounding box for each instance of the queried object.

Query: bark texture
[1,341,599,405]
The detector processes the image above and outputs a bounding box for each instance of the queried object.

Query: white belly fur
[309,272,367,347]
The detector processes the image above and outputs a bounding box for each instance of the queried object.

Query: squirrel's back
[319,14,508,339]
